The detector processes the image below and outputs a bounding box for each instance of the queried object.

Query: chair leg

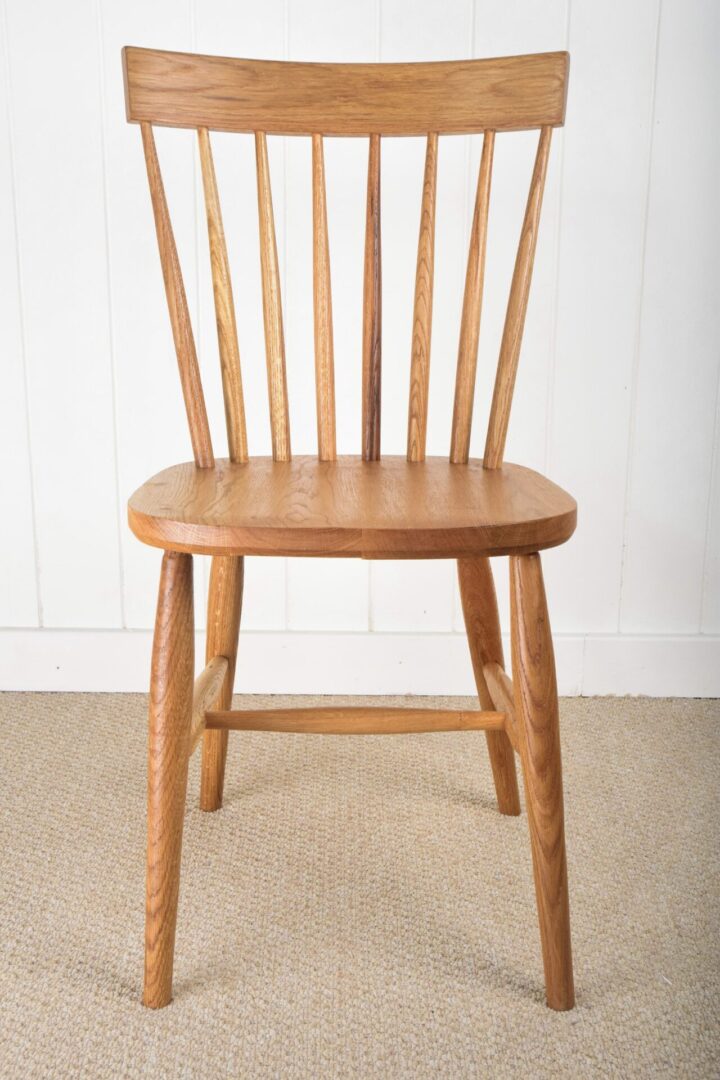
[200,555,244,812]
[458,557,521,815]
[144,551,194,1009]
[510,553,574,1011]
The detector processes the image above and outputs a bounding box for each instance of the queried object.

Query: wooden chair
[122,46,576,1011]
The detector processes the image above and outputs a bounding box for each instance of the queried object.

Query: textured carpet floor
[0,694,718,1078]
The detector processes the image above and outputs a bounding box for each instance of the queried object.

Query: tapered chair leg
[510,553,574,1010]
[144,551,195,1009]
[200,555,244,811]
[458,557,521,815]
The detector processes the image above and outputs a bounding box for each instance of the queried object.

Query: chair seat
[128,456,576,558]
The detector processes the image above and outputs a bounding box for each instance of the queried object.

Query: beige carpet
[0,693,718,1078]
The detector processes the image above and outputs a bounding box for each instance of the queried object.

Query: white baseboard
[0,629,718,696]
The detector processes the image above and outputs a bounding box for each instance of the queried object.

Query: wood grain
[484,126,552,469]
[197,127,248,463]
[255,132,291,461]
[123,48,569,135]
[450,131,495,465]
[457,556,520,815]
[362,134,382,461]
[407,133,438,462]
[188,654,229,757]
[510,553,574,1011]
[143,551,194,1009]
[312,134,336,461]
[206,706,505,735]
[483,660,519,753]
[200,555,244,811]
[140,123,214,468]
[128,456,577,559]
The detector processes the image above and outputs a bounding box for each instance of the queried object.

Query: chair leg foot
[143,551,194,1009]
[510,553,574,1011]
[200,556,244,812]
[458,556,521,815]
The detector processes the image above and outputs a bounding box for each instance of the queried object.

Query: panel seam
[94,0,127,629]
[1,0,43,626]
[616,0,663,633]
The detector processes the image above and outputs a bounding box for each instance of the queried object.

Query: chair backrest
[122,47,569,470]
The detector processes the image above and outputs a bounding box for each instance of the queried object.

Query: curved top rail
[122,47,569,136]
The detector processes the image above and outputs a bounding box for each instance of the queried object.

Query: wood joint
[483,661,519,753]
[188,655,229,756]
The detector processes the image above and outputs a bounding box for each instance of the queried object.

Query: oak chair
[122,46,576,1011]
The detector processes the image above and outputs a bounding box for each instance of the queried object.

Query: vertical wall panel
[0,6,38,627]
[621,0,720,632]
[545,0,660,633]
[700,392,720,632]
[287,559,368,631]
[621,2,720,630]
[372,562,455,633]
[372,0,472,636]
[194,0,287,630]
[6,0,122,627]
[284,0,375,630]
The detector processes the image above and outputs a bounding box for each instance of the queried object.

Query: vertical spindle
[450,130,495,465]
[407,133,438,462]
[312,133,337,461]
[256,131,291,461]
[362,133,382,461]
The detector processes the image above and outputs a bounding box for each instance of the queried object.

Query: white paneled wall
[1,0,718,695]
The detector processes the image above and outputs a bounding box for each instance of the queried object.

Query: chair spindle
[197,128,248,463]
[450,130,495,465]
[407,133,438,463]
[140,122,214,468]
[312,134,337,461]
[255,131,291,462]
[484,125,552,469]
[362,133,382,461]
